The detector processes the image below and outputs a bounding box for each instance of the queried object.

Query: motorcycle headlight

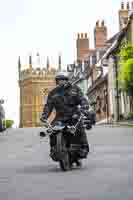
[83,119,91,124]
[85,124,92,130]
[67,126,76,134]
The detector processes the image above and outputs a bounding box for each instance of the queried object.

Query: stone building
[86,49,109,122]
[102,2,133,121]
[18,55,62,127]
[90,1,133,122]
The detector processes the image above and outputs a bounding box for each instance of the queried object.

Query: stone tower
[119,1,130,30]
[76,33,90,62]
[18,55,57,127]
[94,20,107,49]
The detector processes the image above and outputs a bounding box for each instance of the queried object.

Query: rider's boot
[75,159,82,167]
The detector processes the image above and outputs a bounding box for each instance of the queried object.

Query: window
[92,55,96,65]
[84,58,90,67]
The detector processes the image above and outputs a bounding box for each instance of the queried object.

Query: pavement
[96,119,133,127]
[0,126,133,200]
[113,120,133,127]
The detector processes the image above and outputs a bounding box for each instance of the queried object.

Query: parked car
[0,101,6,132]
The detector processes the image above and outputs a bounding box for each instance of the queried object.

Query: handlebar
[41,112,89,137]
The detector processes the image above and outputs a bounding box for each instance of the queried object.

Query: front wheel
[56,132,71,171]
[59,152,71,171]
[57,134,71,171]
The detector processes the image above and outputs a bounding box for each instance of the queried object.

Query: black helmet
[55,72,69,81]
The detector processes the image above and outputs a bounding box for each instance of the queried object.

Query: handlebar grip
[39,131,46,137]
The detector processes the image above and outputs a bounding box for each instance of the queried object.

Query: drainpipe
[113,55,120,122]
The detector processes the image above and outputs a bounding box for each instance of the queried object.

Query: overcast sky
[0,0,127,126]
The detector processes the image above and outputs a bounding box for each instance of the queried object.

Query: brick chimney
[94,20,107,49]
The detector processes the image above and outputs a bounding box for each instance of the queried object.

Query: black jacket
[42,83,89,123]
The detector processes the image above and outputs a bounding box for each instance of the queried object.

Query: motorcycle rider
[40,72,90,165]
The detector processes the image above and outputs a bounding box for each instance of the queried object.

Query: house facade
[101,2,133,121]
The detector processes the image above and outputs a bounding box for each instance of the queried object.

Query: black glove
[39,131,46,137]
[40,116,47,123]
[40,117,48,137]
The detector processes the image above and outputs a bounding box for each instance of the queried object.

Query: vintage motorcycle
[40,112,91,171]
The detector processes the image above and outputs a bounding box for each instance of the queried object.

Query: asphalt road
[0,125,133,200]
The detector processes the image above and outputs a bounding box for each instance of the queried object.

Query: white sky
[0,0,128,127]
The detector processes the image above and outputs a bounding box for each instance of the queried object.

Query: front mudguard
[50,133,67,162]
[50,148,67,162]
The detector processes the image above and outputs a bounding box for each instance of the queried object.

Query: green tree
[3,119,14,128]
[118,42,133,95]
[118,42,133,112]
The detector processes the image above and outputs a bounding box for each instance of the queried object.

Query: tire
[56,133,71,171]
[56,133,63,153]
[59,152,71,171]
